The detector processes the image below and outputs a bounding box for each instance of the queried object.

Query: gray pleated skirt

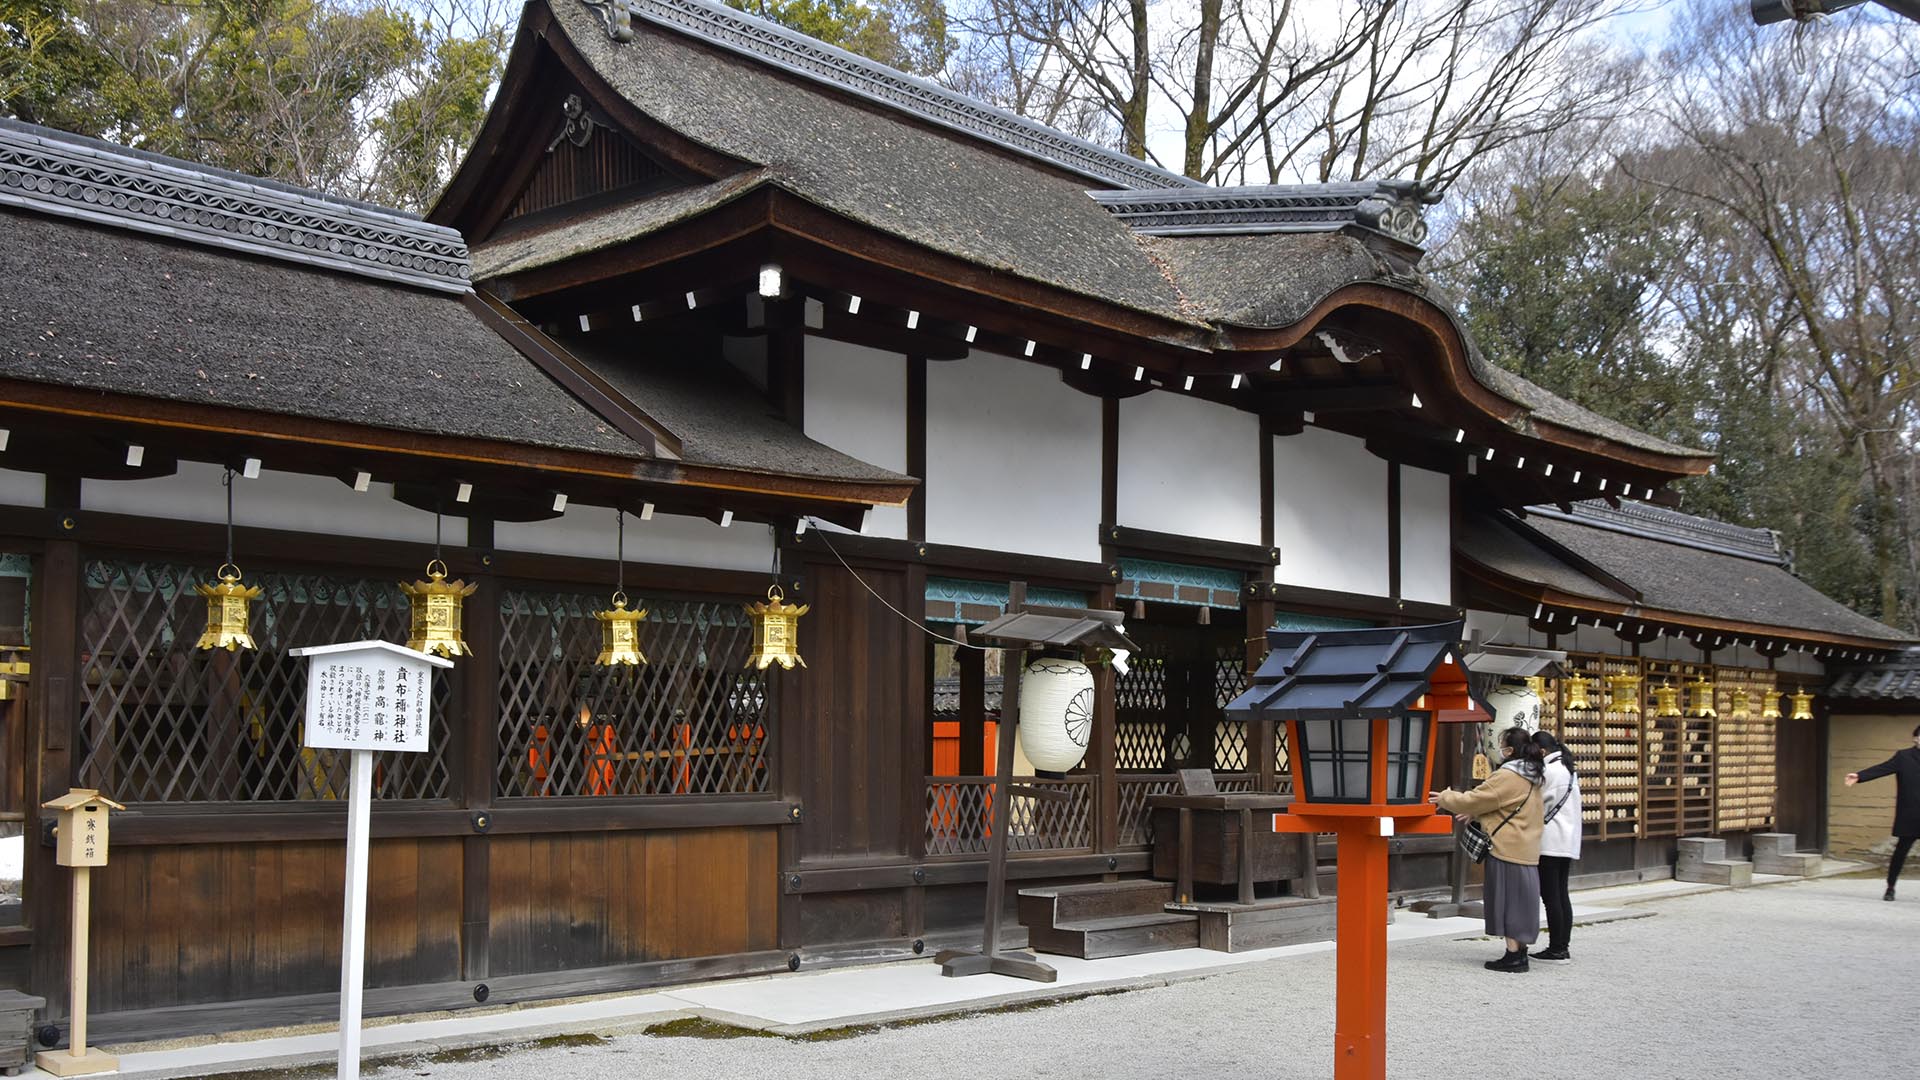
[1483,856,1541,944]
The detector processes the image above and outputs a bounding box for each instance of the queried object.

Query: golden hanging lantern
[1606,673,1641,712]
[1729,688,1751,720]
[744,584,808,670]
[1652,682,1683,718]
[1790,687,1815,721]
[1685,677,1718,718]
[1760,688,1784,720]
[400,559,478,658]
[595,592,649,666]
[1564,674,1593,711]
[195,563,262,651]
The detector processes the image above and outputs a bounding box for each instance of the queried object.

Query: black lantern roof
[970,605,1138,652]
[1225,620,1473,721]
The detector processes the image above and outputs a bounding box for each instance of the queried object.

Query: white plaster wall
[1116,391,1260,545]
[0,469,44,508]
[1272,426,1388,597]
[803,336,909,540]
[83,461,465,546]
[1463,608,1551,650]
[495,504,776,573]
[926,349,1102,563]
[1399,465,1451,605]
[1777,650,1823,678]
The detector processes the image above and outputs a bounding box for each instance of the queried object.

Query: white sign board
[293,640,450,754]
[286,639,451,1080]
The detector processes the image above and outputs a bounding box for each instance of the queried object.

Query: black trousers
[1891,836,1916,887]
[1538,855,1574,950]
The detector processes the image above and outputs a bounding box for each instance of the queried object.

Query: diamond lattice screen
[76,560,453,803]
[1212,646,1249,770]
[497,588,771,798]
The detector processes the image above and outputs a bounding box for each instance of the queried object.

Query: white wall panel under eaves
[1272,426,1388,597]
[926,349,1102,563]
[1399,465,1451,605]
[495,504,775,573]
[1117,391,1261,545]
[803,336,909,539]
[83,461,465,547]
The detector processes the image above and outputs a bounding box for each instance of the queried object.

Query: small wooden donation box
[46,791,119,868]
[1148,793,1300,885]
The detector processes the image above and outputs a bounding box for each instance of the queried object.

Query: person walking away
[1430,726,1545,971]
[1531,730,1581,962]
[1844,723,1920,901]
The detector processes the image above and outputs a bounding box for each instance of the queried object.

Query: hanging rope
[800,516,988,651]
[221,467,236,569]
[615,508,626,600]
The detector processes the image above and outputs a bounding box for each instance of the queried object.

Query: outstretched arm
[1846,757,1898,786]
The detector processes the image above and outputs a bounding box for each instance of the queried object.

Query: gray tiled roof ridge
[588,0,1199,191]
[1090,180,1433,244]
[1520,500,1786,565]
[0,118,471,293]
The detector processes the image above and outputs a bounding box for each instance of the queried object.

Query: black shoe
[1886,887,1897,902]
[1484,948,1529,973]
[1533,947,1571,964]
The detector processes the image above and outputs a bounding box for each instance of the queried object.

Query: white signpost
[290,640,453,1080]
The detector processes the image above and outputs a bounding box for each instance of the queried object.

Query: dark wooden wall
[790,559,918,864]
[88,838,463,1012]
[487,827,778,977]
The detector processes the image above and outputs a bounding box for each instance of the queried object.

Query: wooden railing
[924,776,1092,857]
[1114,772,1259,848]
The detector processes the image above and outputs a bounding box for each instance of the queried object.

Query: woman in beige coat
[1429,726,1546,972]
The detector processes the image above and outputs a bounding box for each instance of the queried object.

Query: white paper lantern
[1018,658,1095,772]
[1481,683,1541,761]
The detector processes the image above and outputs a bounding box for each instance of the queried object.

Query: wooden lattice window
[1713,667,1777,833]
[1212,646,1249,770]
[496,588,772,798]
[76,560,453,803]
[1115,641,1170,770]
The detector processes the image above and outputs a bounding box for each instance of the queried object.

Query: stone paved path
[368,875,1916,1080]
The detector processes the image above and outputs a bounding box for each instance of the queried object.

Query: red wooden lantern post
[1226,622,1488,1080]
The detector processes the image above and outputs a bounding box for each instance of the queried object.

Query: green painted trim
[926,577,1088,624]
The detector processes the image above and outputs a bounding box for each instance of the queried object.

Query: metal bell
[1685,678,1717,718]
[195,563,262,651]
[595,592,648,666]
[1564,675,1593,711]
[1652,682,1683,718]
[1790,687,1814,721]
[400,559,477,658]
[744,584,808,671]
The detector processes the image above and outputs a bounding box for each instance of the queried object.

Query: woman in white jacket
[1531,730,1582,963]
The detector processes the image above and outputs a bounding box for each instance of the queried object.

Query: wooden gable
[501,91,681,226]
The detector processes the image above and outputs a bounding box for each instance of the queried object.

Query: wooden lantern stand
[936,582,1136,983]
[37,789,125,1078]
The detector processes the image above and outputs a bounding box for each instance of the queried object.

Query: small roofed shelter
[1822,650,1920,861]
[1457,499,1912,860]
[938,592,1135,982]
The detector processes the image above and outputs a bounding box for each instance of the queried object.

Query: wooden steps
[1751,832,1822,877]
[1018,881,1198,958]
[1675,837,1752,886]
[1165,896,1337,953]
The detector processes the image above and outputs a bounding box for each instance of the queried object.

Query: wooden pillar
[1247,593,1277,792]
[902,563,928,861]
[1093,582,1118,855]
[459,521,498,983]
[957,641,985,777]
[28,535,80,1022]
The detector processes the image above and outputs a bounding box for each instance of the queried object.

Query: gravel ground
[367,876,1916,1080]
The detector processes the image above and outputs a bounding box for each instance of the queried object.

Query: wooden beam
[105,800,803,845]
[1100,524,1279,570]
